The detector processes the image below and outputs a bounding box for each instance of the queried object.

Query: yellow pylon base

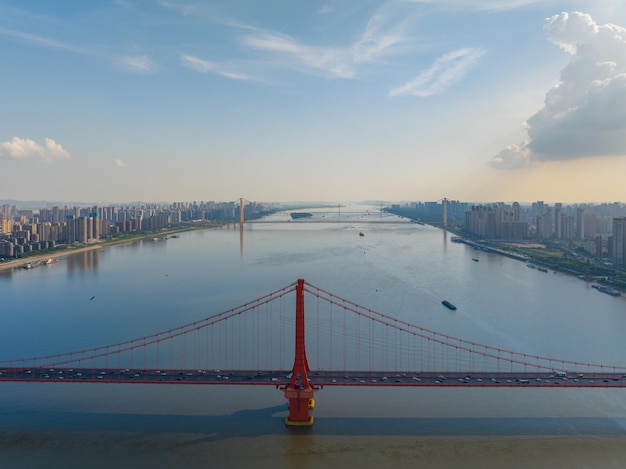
[285,415,314,427]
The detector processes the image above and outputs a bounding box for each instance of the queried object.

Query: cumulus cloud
[114,159,126,168]
[0,137,70,161]
[389,47,485,97]
[491,11,626,169]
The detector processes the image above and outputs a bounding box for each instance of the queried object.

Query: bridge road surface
[3,368,626,388]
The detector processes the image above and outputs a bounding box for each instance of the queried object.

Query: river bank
[0,223,224,273]
[0,245,105,272]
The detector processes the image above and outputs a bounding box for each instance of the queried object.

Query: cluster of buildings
[463,201,626,267]
[390,200,626,267]
[3,198,626,268]
[0,201,268,258]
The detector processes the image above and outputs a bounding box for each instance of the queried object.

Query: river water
[2,204,626,468]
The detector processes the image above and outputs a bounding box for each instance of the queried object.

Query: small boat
[472,258,479,262]
[442,300,457,310]
[359,232,364,237]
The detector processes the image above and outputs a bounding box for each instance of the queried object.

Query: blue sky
[1,0,626,204]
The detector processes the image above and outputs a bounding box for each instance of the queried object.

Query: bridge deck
[246,220,414,224]
[3,368,626,388]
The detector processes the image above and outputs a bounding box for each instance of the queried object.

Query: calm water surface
[2,205,626,468]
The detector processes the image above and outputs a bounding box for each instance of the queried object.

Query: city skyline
[2,1,626,203]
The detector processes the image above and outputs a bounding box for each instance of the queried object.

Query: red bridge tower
[283,278,316,426]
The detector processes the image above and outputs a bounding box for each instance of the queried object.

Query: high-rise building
[512,202,521,222]
[464,204,527,240]
[613,217,626,267]
[563,215,574,240]
[576,208,585,240]
[554,203,563,239]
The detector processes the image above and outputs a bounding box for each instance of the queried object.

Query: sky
[1,0,626,205]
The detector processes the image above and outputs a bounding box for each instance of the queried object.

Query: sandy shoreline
[0,244,106,272]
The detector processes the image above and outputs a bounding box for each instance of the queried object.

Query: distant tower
[443,198,448,227]
[239,198,244,226]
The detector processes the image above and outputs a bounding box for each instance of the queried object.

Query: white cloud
[180,54,215,73]
[351,8,408,65]
[317,5,334,15]
[0,26,81,52]
[158,0,197,16]
[491,12,626,169]
[544,11,599,54]
[245,33,355,78]
[180,54,255,81]
[0,137,70,161]
[121,55,155,73]
[389,48,485,97]
[405,0,553,12]
[490,140,534,170]
[243,3,410,80]
[114,159,126,168]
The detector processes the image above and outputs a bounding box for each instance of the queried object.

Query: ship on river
[290,212,313,220]
[591,284,621,297]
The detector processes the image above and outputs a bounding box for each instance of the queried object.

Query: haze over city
[2,1,626,203]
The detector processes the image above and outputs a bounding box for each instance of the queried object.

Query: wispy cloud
[244,23,407,79]
[120,55,156,73]
[245,33,355,78]
[389,47,485,97]
[0,25,81,52]
[352,8,409,65]
[180,54,256,81]
[0,25,156,75]
[317,5,334,15]
[158,0,197,16]
[180,54,215,73]
[0,137,70,161]
[404,0,551,12]
[239,2,411,80]
[164,2,414,82]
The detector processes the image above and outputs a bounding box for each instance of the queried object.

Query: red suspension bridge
[1,278,625,426]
